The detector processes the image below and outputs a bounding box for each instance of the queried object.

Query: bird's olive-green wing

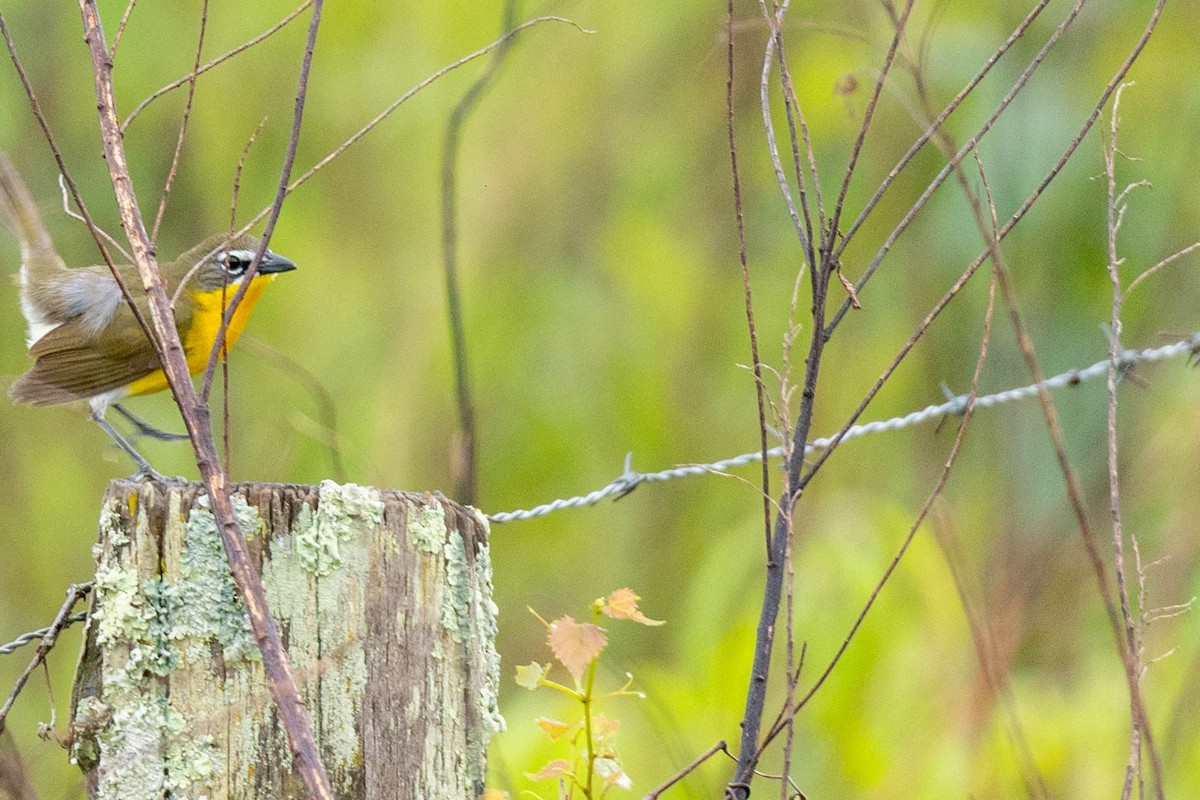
[9,298,193,406]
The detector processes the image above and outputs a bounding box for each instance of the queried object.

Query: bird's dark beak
[258,251,298,274]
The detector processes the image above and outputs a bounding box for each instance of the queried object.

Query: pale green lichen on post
[408,500,448,553]
[441,531,472,644]
[439,517,505,785]
[472,538,506,739]
[176,494,262,666]
[312,481,376,790]
[82,486,223,800]
[294,479,384,576]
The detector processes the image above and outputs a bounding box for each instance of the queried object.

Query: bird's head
[178,233,297,293]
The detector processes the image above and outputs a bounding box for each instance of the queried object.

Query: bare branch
[199,0,325,401]
[727,0,773,558]
[57,174,134,262]
[1124,240,1200,299]
[825,0,913,254]
[238,15,590,236]
[832,0,1053,261]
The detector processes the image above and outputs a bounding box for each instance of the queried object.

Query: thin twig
[758,0,812,262]
[218,117,267,477]
[1124,241,1200,299]
[0,583,92,734]
[239,336,348,481]
[642,741,728,799]
[903,54,1051,792]
[199,0,325,401]
[150,0,208,244]
[832,0,1053,262]
[824,0,913,256]
[727,0,773,558]
[236,15,589,239]
[121,0,314,132]
[826,0,1088,335]
[57,174,133,262]
[108,0,136,63]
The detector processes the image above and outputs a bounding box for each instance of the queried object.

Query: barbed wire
[0,612,88,656]
[488,334,1200,523]
[3,336,1195,654]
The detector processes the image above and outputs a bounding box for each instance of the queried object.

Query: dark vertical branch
[74,3,334,798]
[440,0,518,505]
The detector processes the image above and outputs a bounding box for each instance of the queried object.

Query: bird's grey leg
[111,403,189,442]
[90,407,170,482]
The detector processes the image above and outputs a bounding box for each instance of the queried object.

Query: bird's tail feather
[0,152,57,261]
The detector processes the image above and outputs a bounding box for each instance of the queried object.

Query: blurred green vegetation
[1,1,1198,797]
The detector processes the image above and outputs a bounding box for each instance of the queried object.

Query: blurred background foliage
[0,0,1198,797]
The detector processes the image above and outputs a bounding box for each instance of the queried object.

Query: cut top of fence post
[70,479,504,800]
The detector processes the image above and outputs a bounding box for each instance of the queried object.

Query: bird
[0,151,297,478]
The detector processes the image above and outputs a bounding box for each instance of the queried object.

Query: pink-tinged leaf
[535,717,572,740]
[592,713,620,738]
[594,757,632,789]
[600,588,665,626]
[481,791,509,800]
[515,661,549,690]
[526,758,573,782]
[547,615,607,683]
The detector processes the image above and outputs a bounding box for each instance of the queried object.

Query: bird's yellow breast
[125,275,275,396]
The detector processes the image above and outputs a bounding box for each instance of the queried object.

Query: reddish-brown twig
[76,2,334,798]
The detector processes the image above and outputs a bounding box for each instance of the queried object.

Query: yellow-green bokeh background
[1,1,1199,796]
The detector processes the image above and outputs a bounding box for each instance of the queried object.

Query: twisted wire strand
[488,335,1199,523]
[0,612,88,656]
[4,337,1195,651]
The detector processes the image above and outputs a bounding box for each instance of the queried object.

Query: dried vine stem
[75,2,334,798]
[440,0,519,505]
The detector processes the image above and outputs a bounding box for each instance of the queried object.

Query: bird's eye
[224,254,246,273]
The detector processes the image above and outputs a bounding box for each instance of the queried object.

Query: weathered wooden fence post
[69,479,503,800]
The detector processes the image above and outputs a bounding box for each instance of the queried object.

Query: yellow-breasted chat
[0,151,296,477]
